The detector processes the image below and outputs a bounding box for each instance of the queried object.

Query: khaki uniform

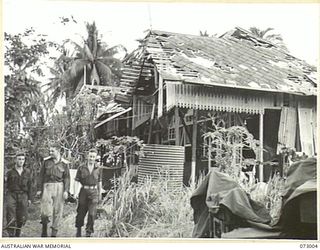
[39,157,70,232]
[75,163,102,234]
[5,167,32,237]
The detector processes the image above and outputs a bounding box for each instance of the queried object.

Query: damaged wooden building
[101,27,317,184]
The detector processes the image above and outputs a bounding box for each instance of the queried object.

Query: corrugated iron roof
[119,27,317,99]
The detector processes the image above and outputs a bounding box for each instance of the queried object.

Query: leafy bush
[203,122,260,191]
[203,119,285,223]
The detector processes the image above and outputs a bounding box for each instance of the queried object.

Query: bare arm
[74,167,82,198]
[74,180,82,198]
[97,168,103,202]
[98,181,102,202]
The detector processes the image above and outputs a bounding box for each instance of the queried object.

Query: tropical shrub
[203,119,284,223]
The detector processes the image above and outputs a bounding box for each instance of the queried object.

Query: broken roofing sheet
[120,27,317,98]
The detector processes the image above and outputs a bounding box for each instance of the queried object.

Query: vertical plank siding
[277,107,297,152]
[298,107,315,156]
[312,107,317,153]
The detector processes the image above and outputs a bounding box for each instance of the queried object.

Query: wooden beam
[175,106,180,146]
[178,109,192,143]
[259,112,264,182]
[147,103,156,144]
[126,108,130,133]
[157,75,163,118]
[147,69,158,144]
[154,65,159,90]
[132,95,136,135]
[180,127,184,146]
[208,137,212,169]
[191,109,198,186]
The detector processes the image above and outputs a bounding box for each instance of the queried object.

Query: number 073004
[300,244,318,248]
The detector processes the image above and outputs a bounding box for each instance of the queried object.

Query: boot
[41,223,48,237]
[15,228,21,237]
[41,216,49,237]
[7,228,15,237]
[85,231,91,237]
[51,229,58,237]
[76,227,82,237]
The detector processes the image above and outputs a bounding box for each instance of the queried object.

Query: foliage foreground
[98,169,194,238]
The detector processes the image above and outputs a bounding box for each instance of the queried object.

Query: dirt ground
[3,200,109,238]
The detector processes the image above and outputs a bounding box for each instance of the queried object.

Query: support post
[208,137,212,169]
[131,95,136,136]
[147,103,156,144]
[259,112,264,182]
[179,109,192,143]
[175,106,180,146]
[191,109,198,186]
[148,66,158,144]
[126,109,130,135]
[180,127,184,146]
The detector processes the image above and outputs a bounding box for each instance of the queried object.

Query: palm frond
[99,57,122,69]
[48,87,66,105]
[100,44,126,57]
[260,28,274,38]
[83,43,94,61]
[90,64,100,85]
[265,34,283,41]
[69,59,89,78]
[96,61,112,85]
[65,39,83,53]
[249,27,260,37]
[92,28,98,57]
[85,22,98,52]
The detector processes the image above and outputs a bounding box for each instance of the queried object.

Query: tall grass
[265,174,285,225]
[99,168,195,238]
[249,173,285,224]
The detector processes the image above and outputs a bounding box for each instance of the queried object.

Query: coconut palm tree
[249,27,289,51]
[44,46,74,107]
[63,22,126,94]
[200,30,209,37]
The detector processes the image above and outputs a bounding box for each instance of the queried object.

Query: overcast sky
[4,0,320,65]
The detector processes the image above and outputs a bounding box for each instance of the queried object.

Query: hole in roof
[159,33,170,38]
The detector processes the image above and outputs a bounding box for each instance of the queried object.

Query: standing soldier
[39,143,70,237]
[74,148,102,237]
[5,151,31,237]
[5,150,32,237]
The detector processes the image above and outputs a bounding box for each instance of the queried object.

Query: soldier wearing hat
[39,143,70,237]
[74,148,102,237]
[5,150,32,237]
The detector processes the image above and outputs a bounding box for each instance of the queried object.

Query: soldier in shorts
[39,143,70,237]
[74,148,102,237]
[5,150,32,237]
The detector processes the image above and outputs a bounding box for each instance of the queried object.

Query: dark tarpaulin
[281,157,317,206]
[275,157,317,239]
[190,157,317,239]
[190,169,271,238]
